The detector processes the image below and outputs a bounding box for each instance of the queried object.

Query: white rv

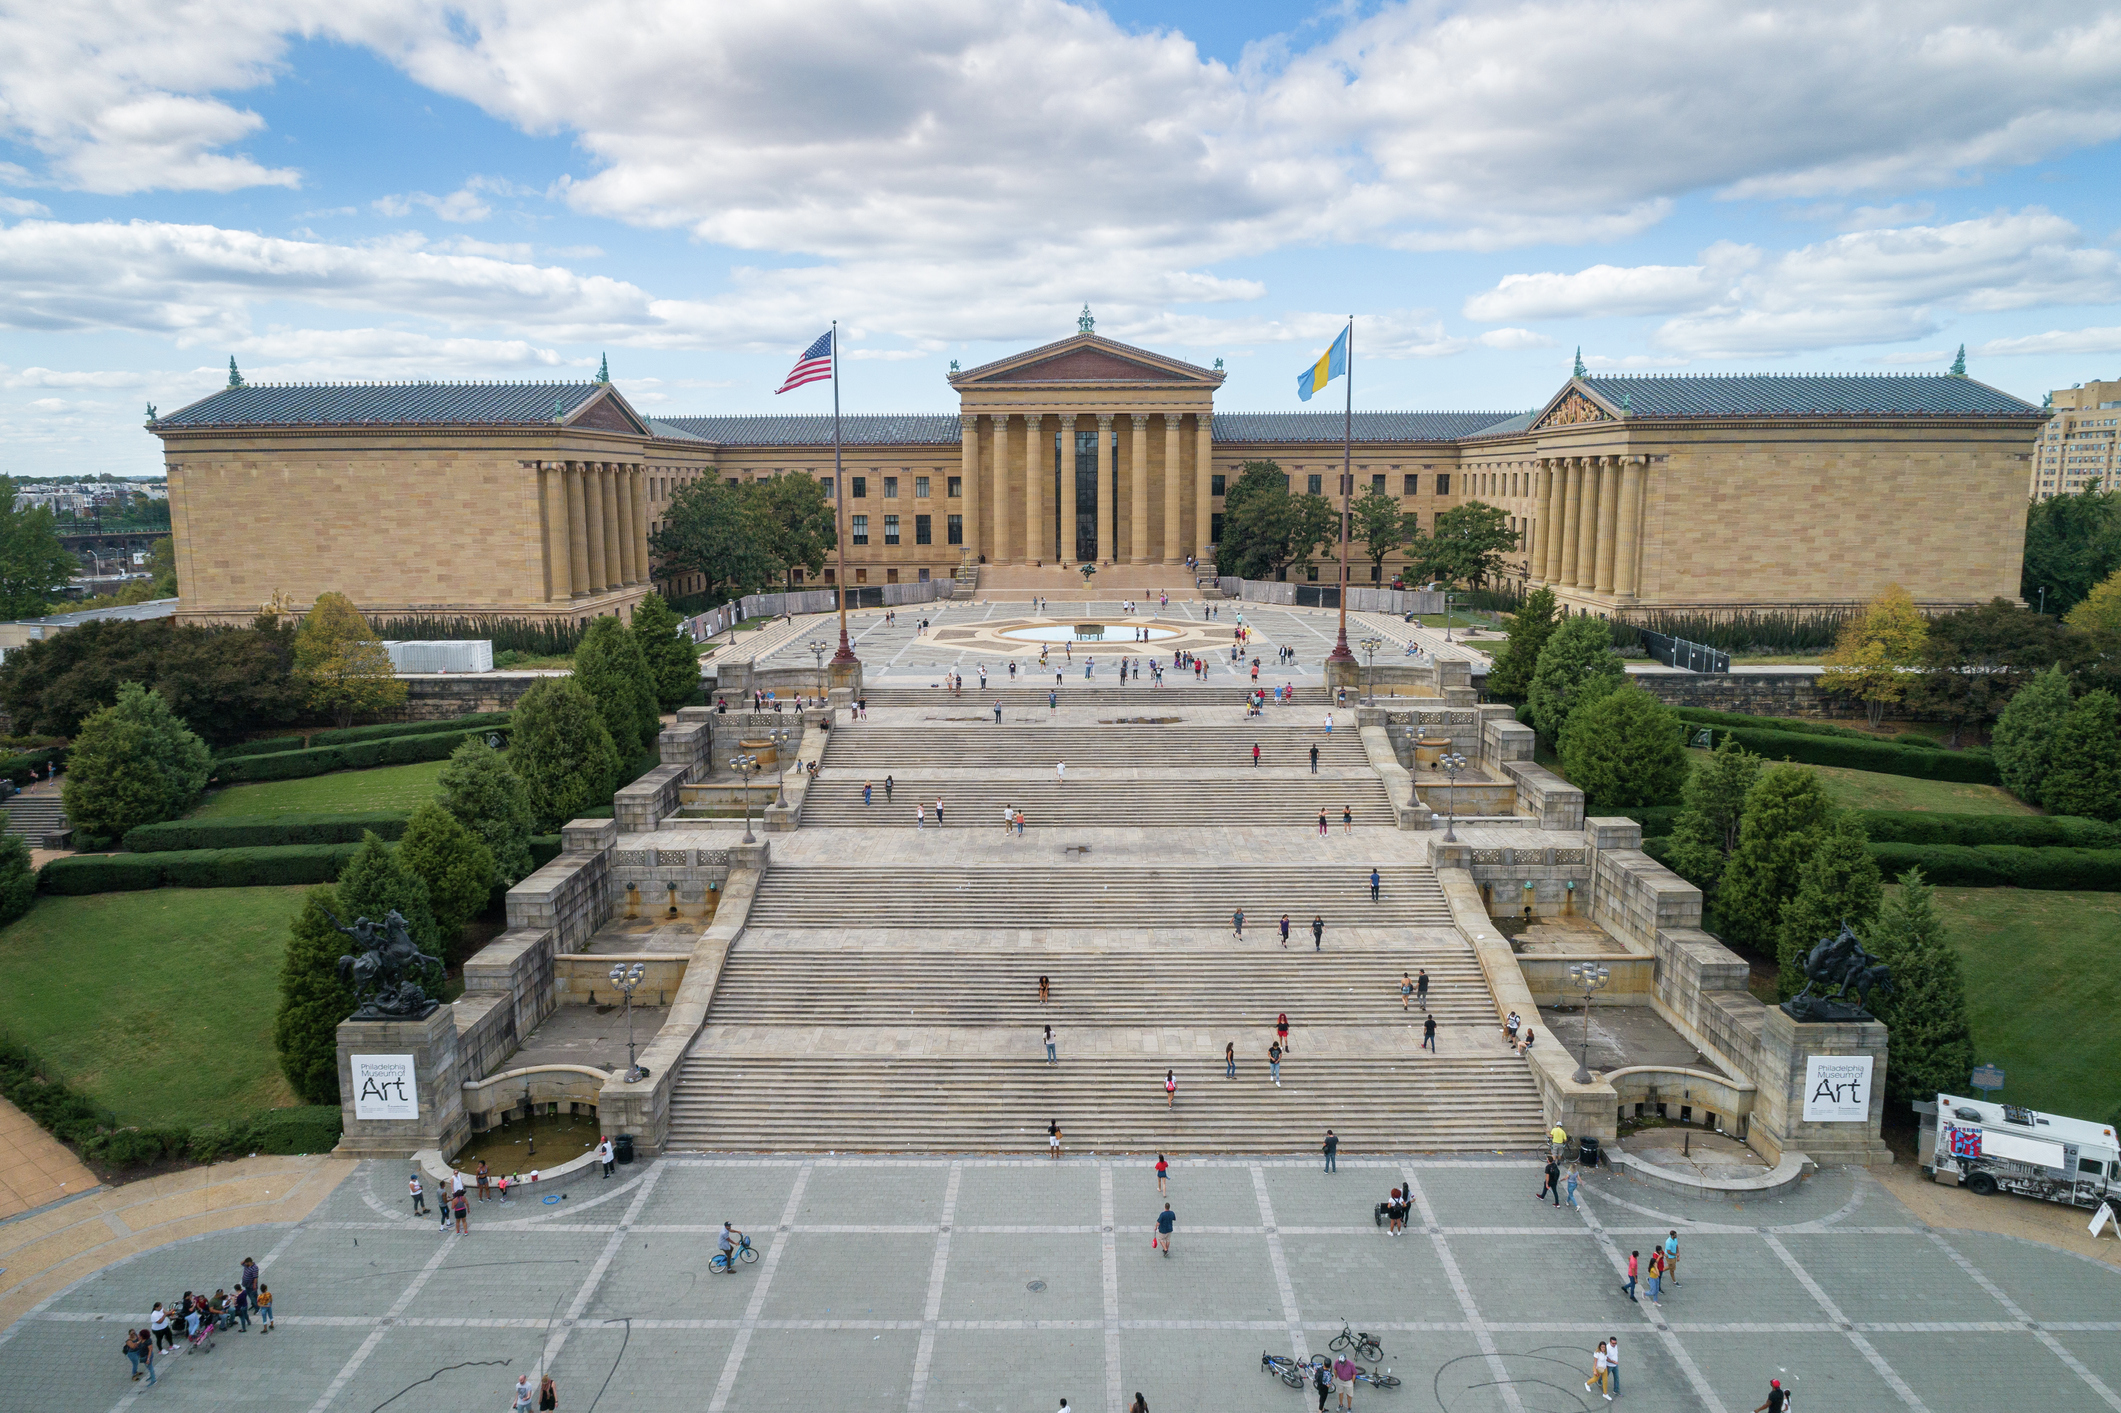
[1919,1094,2121,1209]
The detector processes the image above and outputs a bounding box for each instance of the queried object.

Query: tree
[1525,614,1624,742]
[510,677,621,832]
[630,591,700,710]
[1990,663,2074,806]
[2040,689,2121,821]
[1664,736,1764,897]
[1217,462,1334,580]
[652,477,781,602]
[396,802,496,956]
[1426,501,1519,588]
[0,619,299,745]
[60,682,211,841]
[2065,566,2121,637]
[146,537,177,598]
[573,613,661,761]
[1772,816,1883,999]
[292,592,406,728]
[1557,682,1689,807]
[754,473,837,590]
[2066,566,2121,698]
[1715,765,1838,955]
[1909,598,2073,744]
[1865,868,1975,1108]
[1352,487,1410,581]
[436,736,536,884]
[272,885,355,1104]
[1819,583,1927,727]
[2022,488,2121,617]
[0,831,35,926]
[0,474,83,618]
[154,621,302,745]
[1485,587,1558,700]
[335,830,442,967]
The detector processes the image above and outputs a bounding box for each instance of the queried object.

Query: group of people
[135,1257,272,1381]
[1502,1011,1538,1055]
[411,1163,543,1232]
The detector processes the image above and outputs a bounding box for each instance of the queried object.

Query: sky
[5,0,2121,476]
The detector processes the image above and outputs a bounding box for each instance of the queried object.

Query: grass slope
[1677,749,2031,816]
[0,886,311,1127]
[1926,886,2121,1123]
[194,758,448,818]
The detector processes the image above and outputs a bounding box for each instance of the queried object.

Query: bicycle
[1260,1351,1309,1388]
[1353,1366,1403,1390]
[709,1236,759,1272]
[1329,1319,1384,1362]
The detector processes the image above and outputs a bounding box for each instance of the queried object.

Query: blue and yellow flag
[1296,326,1348,402]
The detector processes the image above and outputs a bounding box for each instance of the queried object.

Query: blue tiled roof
[1463,411,1537,438]
[153,381,606,427]
[1211,412,1518,443]
[1578,373,2042,419]
[654,414,963,447]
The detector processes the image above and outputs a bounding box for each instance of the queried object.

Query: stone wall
[1627,669,1867,719]
[508,826,615,956]
[402,672,558,719]
[459,926,558,1074]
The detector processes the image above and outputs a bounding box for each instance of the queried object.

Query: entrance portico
[949,326,1222,566]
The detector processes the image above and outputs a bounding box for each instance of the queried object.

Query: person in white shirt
[1586,1341,1609,1401]
[407,1173,426,1215]
[1604,1336,1620,1398]
[597,1137,615,1178]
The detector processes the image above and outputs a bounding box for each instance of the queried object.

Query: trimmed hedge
[1700,725,1999,783]
[0,746,68,787]
[40,843,364,894]
[1670,707,1872,740]
[214,725,509,783]
[124,811,411,852]
[1868,843,2121,891]
[1855,810,2121,849]
[216,711,514,760]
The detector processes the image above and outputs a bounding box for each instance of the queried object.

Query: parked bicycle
[709,1235,759,1272]
[1353,1365,1403,1390]
[1329,1319,1384,1362]
[1261,1351,1311,1387]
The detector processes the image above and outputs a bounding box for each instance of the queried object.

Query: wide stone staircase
[822,723,1370,771]
[1,789,66,843]
[858,685,1267,707]
[798,775,1399,828]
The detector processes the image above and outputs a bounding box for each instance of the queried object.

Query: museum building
[147,326,2048,624]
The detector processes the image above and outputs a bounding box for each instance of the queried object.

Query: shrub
[1661,736,1764,896]
[397,802,496,947]
[510,678,621,832]
[1626,608,1852,655]
[212,725,508,783]
[1558,683,1688,808]
[0,1037,109,1145]
[1701,726,2000,784]
[39,844,364,894]
[1990,664,2074,806]
[574,614,661,759]
[274,886,354,1104]
[1484,587,1557,701]
[436,737,535,886]
[1865,869,1975,1107]
[1526,614,1625,742]
[214,712,514,760]
[631,591,702,711]
[293,592,406,728]
[1669,707,1872,739]
[1716,764,1839,955]
[0,832,34,924]
[1610,805,1681,838]
[1773,817,1883,998]
[1852,810,2121,849]
[528,834,563,870]
[1866,843,2121,890]
[241,1104,343,1155]
[2039,690,2121,822]
[0,618,301,745]
[124,812,411,852]
[61,682,213,839]
[368,614,587,657]
[0,746,68,786]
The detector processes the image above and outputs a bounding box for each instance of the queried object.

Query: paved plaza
[7,1154,2120,1413]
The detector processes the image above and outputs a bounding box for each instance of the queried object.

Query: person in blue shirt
[1155,1203,1175,1256]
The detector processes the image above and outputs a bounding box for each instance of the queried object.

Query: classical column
[633,466,652,586]
[601,466,625,589]
[959,415,980,563]
[1162,412,1183,562]
[1194,412,1214,563]
[1022,412,1045,565]
[992,415,1014,562]
[615,468,640,585]
[565,464,591,596]
[582,464,609,592]
[1125,414,1147,564]
[1573,457,1600,589]
[1592,455,1622,594]
[1527,460,1550,582]
[1556,457,1582,587]
[540,464,572,601]
[1091,413,1113,563]
[1615,455,1646,599]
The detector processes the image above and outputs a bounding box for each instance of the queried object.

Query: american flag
[776,330,834,394]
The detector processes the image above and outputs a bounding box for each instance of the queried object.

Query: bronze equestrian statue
[331,909,442,1020]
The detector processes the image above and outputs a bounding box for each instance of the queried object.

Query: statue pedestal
[827,656,864,696]
[1750,1006,1892,1167]
[1324,655,1361,692]
[334,1005,467,1160]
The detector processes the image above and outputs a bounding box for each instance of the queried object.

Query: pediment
[1531,385,1617,431]
[568,387,654,436]
[952,334,1222,388]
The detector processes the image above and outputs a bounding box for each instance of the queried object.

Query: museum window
[791,568,804,585]
[947,476,962,498]
[1403,474,1418,495]
[1211,512,1224,542]
[855,568,868,583]
[1370,564,1381,581]
[851,514,869,544]
[1306,565,1319,581]
[1435,474,1451,495]
[887,568,900,583]
[1406,511,1420,531]
[947,513,963,545]
[915,514,932,545]
[1210,473,1226,495]
[726,477,740,487]
[822,476,835,498]
[918,568,931,582]
[915,475,930,499]
[851,476,867,498]
[1372,474,1386,493]
[885,513,901,545]
[884,476,898,498]
[1307,473,1322,495]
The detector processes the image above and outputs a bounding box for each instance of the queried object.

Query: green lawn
[194,758,449,818]
[1925,887,2121,1123]
[0,887,312,1127]
[1680,748,2031,816]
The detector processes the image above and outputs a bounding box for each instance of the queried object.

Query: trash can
[615,1134,636,1165]
[1579,1135,1602,1168]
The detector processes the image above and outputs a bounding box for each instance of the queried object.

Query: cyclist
[716,1222,746,1273]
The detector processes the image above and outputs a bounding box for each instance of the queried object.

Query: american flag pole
[830,321,856,667]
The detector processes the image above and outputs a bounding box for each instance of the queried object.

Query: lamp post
[608,961,647,1082]
[807,639,828,700]
[1568,961,1612,1085]
[1437,750,1467,843]
[1444,592,1457,643]
[1358,635,1382,703]
[728,752,760,844]
[769,728,792,807]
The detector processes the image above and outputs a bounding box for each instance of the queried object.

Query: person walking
[1048,1120,1062,1160]
[1268,1041,1282,1085]
[1585,1341,1610,1402]
[1644,1247,1664,1305]
[1155,1203,1176,1257]
[1279,913,1291,947]
[934,796,946,827]
[1155,1154,1169,1195]
[1401,972,1413,1010]
[1536,1155,1561,1205]
[1005,804,1017,835]
[1232,909,1245,941]
[1604,1335,1620,1399]
[994,701,1003,723]
[1309,743,1319,773]
[1752,1378,1786,1413]
[885,775,895,802]
[257,1284,273,1331]
[1038,974,1051,1004]
[1417,968,1429,1009]
[1045,1025,1058,1065]
[915,803,926,830]
[1662,1230,1680,1287]
[1164,1069,1177,1108]
[598,1136,615,1178]
[408,1172,426,1215]
[1225,1041,1236,1079]
[1317,808,1328,837]
[1565,1165,1580,1209]
[125,1327,149,1382]
[1252,742,1260,767]
[1334,1355,1358,1411]
[1322,1129,1338,1173]
[514,1373,536,1412]
[1422,1013,1438,1052]
[240,1256,260,1316]
[540,1375,558,1410]
[1621,1250,1639,1302]
[139,1330,158,1386]
[1311,914,1324,950]
[150,1303,173,1353]
[1274,1010,1291,1053]
[1370,868,1381,902]
[1056,761,1066,784]
[1050,689,1058,711]
[865,781,874,806]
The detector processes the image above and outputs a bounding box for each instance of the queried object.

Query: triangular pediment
[1531,382,1619,431]
[952,333,1223,388]
[567,386,654,436]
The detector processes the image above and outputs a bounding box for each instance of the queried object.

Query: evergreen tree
[2040,689,2121,821]
[1819,583,1928,727]
[0,830,35,926]
[1485,587,1557,700]
[1865,868,1975,1108]
[573,614,660,761]
[435,736,535,884]
[510,678,621,832]
[1556,682,1688,807]
[630,591,701,711]
[1525,613,1624,742]
[0,473,84,619]
[1715,765,1837,955]
[292,591,407,728]
[1772,816,1884,999]
[60,681,212,841]
[396,802,496,953]
[1664,736,1763,897]
[272,885,355,1105]
[1990,663,2074,807]
[334,830,442,967]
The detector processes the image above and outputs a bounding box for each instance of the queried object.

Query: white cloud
[1464,252,1755,321]
[1873,348,1952,365]
[1976,326,2121,357]
[0,197,50,217]
[1476,328,1554,351]
[0,364,157,389]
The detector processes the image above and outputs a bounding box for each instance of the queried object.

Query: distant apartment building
[2031,378,2121,500]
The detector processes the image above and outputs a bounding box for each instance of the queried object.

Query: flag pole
[830,319,857,668]
[1327,315,1356,669]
